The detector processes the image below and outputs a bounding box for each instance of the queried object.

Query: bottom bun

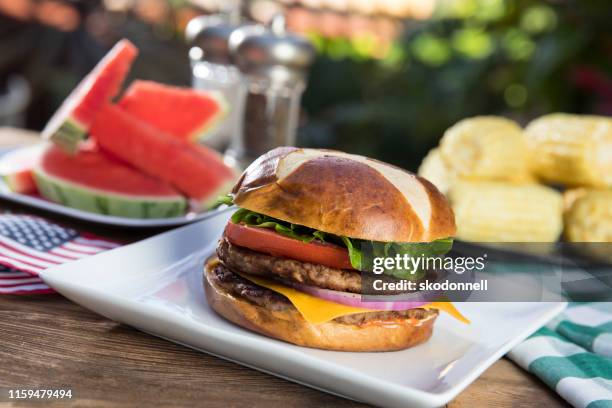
[203,258,438,352]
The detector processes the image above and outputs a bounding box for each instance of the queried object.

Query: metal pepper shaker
[228,15,316,167]
[186,13,252,150]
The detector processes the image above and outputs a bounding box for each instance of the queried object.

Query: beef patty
[217,238,362,293]
[207,259,438,325]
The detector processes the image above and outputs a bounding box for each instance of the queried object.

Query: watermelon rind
[2,174,35,194]
[33,166,187,219]
[47,119,86,154]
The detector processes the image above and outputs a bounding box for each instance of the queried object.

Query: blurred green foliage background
[300,0,612,170]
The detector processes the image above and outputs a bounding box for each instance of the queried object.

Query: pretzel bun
[204,259,438,352]
[232,147,455,242]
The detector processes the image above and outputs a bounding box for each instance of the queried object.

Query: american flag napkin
[0,214,120,294]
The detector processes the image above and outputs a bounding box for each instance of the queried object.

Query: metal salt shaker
[186,14,249,151]
[228,15,316,167]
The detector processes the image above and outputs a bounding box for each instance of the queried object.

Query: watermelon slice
[0,144,45,194]
[42,39,138,153]
[33,144,187,218]
[118,80,227,142]
[90,104,236,209]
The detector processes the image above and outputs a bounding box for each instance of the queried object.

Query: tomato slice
[225,222,354,270]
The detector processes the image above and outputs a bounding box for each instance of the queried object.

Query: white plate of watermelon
[0,39,238,227]
[0,145,234,228]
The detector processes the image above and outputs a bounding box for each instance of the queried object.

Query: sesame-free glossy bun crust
[231,147,455,242]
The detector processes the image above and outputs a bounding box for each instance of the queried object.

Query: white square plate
[40,210,566,407]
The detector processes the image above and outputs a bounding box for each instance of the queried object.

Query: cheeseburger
[204,147,465,352]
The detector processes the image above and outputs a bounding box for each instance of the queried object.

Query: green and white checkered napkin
[508,303,612,407]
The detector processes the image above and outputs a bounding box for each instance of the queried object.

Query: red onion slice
[290,282,430,311]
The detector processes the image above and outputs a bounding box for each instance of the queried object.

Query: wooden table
[0,129,569,407]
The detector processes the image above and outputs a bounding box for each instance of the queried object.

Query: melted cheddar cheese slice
[238,273,469,325]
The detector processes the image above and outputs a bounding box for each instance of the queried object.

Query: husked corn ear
[562,188,588,214]
[525,113,612,187]
[565,190,612,242]
[418,147,534,195]
[439,116,530,181]
[508,169,537,184]
[418,148,454,195]
[449,181,563,242]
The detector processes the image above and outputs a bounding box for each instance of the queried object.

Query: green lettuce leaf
[231,207,326,243]
[212,194,234,208]
[341,236,363,270]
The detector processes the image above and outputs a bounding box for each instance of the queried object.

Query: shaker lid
[186,15,237,64]
[232,15,316,79]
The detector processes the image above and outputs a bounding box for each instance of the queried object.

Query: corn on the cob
[439,116,530,181]
[418,146,534,195]
[508,168,537,184]
[562,188,588,214]
[565,190,612,242]
[448,181,563,242]
[525,113,612,187]
[418,148,454,195]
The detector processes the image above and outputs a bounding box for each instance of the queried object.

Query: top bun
[232,147,456,242]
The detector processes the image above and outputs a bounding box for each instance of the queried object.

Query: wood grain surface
[0,129,569,407]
